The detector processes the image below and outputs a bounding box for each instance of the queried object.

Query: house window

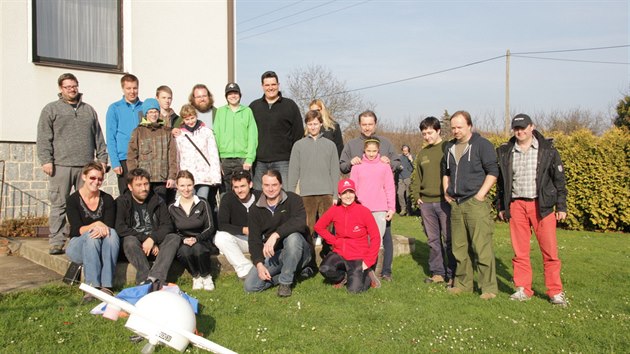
[32,0,122,71]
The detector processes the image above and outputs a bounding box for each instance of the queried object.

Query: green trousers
[450,197,498,294]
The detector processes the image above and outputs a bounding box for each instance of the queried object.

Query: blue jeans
[66,229,120,288]
[243,233,311,292]
[253,161,290,190]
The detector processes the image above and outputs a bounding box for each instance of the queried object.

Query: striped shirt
[511,137,538,199]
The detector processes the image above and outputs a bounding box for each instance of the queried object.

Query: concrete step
[10,235,415,288]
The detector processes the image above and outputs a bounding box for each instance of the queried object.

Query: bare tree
[286,64,371,130]
[536,108,609,135]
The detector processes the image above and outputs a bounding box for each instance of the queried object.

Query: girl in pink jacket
[314,179,382,292]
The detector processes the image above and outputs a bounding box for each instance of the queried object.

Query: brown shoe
[424,274,445,284]
[447,286,464,295]
[480,293,497,300]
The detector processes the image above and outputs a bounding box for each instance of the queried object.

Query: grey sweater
[288,134,340,196]
[37,94,108,166]
[339,134,401,174]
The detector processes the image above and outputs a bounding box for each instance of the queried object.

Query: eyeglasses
[88,176,104,182]
[62,85,78,90]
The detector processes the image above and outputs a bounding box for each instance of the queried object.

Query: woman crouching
[314,178,382,293]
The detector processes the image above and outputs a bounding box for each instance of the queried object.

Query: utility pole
[505,49,511,136]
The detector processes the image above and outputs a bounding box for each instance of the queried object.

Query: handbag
[62,262,83,285]
[184,134,212,168]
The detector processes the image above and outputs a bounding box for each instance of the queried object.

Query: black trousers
[176,241,212,277]
[319,252,371,293]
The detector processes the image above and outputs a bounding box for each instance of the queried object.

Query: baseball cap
[511,113,533,129]
[225,82,241,96]
[338,179,356,195]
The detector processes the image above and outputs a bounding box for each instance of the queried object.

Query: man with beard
[37,73,108,255]
[249,71,303,190]
[188,84,217,129]
[116,168,180,288]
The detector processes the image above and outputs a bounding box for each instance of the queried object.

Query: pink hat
[338,178,356,195]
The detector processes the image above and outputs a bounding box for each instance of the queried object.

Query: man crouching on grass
[243,169,312,297]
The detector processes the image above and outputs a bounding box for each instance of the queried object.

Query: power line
[333,55,506,95]
[239,1,371,41]
[512,54,630,65]
[239,1,336,34]
[238,0,306,26]
[512,44,630,55]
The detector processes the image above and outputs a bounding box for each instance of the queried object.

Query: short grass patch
[1,218,629,353]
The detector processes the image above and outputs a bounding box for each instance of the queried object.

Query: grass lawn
[1,217,629,353]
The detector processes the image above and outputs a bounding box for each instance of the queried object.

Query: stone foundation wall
[0,141,119,220]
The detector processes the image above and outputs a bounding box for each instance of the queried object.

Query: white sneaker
[510,287,531,301]
[203,275,215,291]
[192,276,204,290]
[550,292,568,306]
[315,237,322,246]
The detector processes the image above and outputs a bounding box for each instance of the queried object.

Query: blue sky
[235,1,629,130]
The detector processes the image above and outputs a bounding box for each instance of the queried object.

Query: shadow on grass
[196,304,217,336]
[410,239,431,277]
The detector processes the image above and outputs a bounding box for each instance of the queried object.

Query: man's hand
[263,232,280,258]
[243,163,252,171]
[385,210,395,221]
[498,211,506,221]
[556,211,567,221]
[183,237,197,246]
[417,198,424,205]
[142,238,155,256]
[42,163,54,176]
[172,128,182,137]
[256,262,271,281]
[350,156,362,166]
[380,156,391,165]
[166,179,176,189]
[444,191,454,203]
[474,193,486,202]
[151,245,159,256]
[242,227,249,236]
[113,166,123,175]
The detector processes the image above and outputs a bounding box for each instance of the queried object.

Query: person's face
[122,80,139,103]
[262,174,281,200]
[340,190,356,206]
[359,116,377,137]
[193,88,211,111]
[183,114,198,128]
[128,177,150,203]
[146,109,159,123]
[156,91,172,110]
[231,178,253,202]
[226,91,241,106]
[82,169,104,192]
[176,177,194,199]
[59,79,79,103]
[402,146,410,155]
[421,128,441,145]
[513,124,534,143]
[306,119,322,137]
[364,143,379,160]
[450,115,472,142]
[262,77,279,101]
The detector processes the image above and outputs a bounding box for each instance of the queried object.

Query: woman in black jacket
[168,170,216,291]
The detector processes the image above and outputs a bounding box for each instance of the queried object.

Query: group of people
[36,71,568,304]
[410,111,568,306]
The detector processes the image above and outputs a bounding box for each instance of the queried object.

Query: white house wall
[0,0,230,143]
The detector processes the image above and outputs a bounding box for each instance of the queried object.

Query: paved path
[0,255,59,294]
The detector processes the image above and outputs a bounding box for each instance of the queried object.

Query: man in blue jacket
[106,74,143,195]
[443,110,499,300]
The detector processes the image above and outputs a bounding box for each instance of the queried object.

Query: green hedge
[412,128,630,232]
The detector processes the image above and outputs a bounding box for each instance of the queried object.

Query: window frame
[31,0,124,73]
